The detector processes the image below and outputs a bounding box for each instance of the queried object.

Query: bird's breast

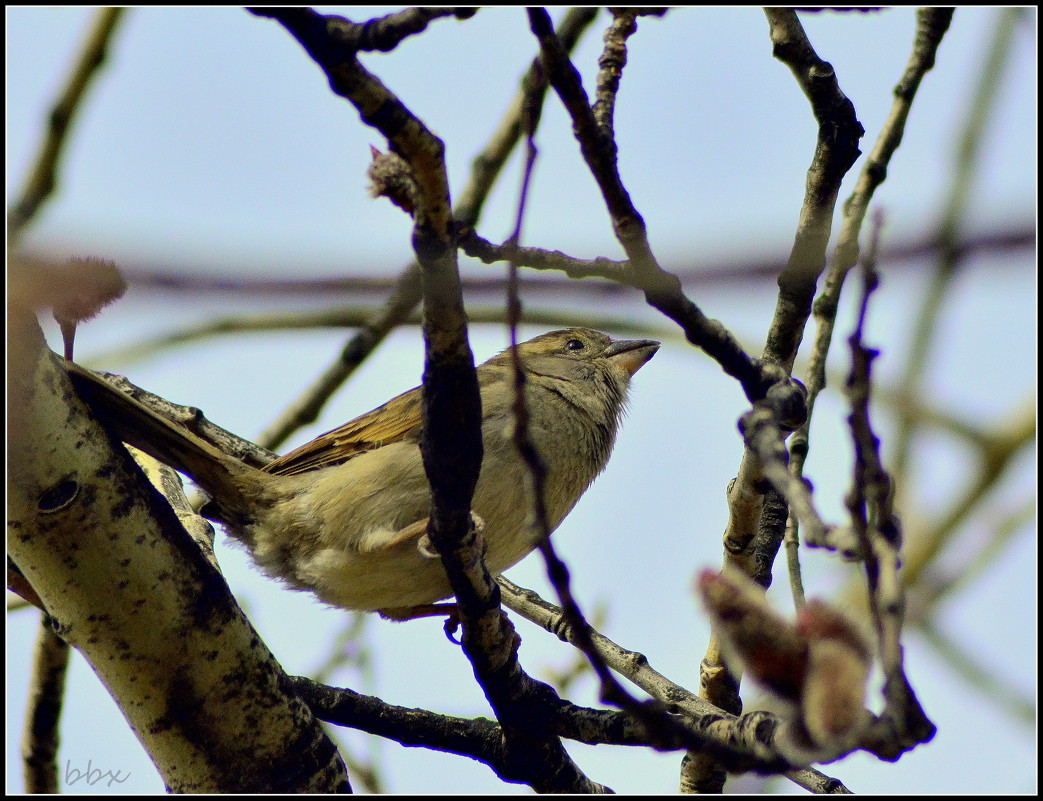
[473,403,615,573]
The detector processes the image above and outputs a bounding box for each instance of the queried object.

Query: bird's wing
[264,384,424,476]
[357,518,432,554]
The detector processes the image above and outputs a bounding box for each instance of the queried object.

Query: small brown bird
[67,328,659,618]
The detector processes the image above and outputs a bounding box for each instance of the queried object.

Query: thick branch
[8,311,348,792]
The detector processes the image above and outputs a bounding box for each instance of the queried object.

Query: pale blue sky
[7,7,1035,794]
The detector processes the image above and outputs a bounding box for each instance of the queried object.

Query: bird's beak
[604,339,660,377]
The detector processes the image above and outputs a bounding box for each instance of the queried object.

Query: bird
[66,328,659,619]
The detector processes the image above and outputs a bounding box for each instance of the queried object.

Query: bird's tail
[63,361,260,526]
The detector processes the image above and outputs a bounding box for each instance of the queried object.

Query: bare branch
[528,7,778,405]
[9,312,349,792]
[843,213,935,760]
[7,8,126,242]
[891,8,1023,484]
[21,619,69,794]
[761,8,865,371]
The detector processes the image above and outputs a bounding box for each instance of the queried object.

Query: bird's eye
[565,338,585,351]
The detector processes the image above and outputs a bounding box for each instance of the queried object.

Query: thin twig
[788,8,955,594]
[528,7,779,405]
[257,262,424,450]
[844,210,936,760]
[455,7,599,229]
[899,401,1035,590]
[498,578,851,793]
[891,8,1023,486]
[914,617,1035,726]
[21,619,70,794]
[593,9,640,136]
[85,305,671,368]
[911,491,1035,612]
[8,8,126,243]
[318,7,476,53]
[24,225,1028,301]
